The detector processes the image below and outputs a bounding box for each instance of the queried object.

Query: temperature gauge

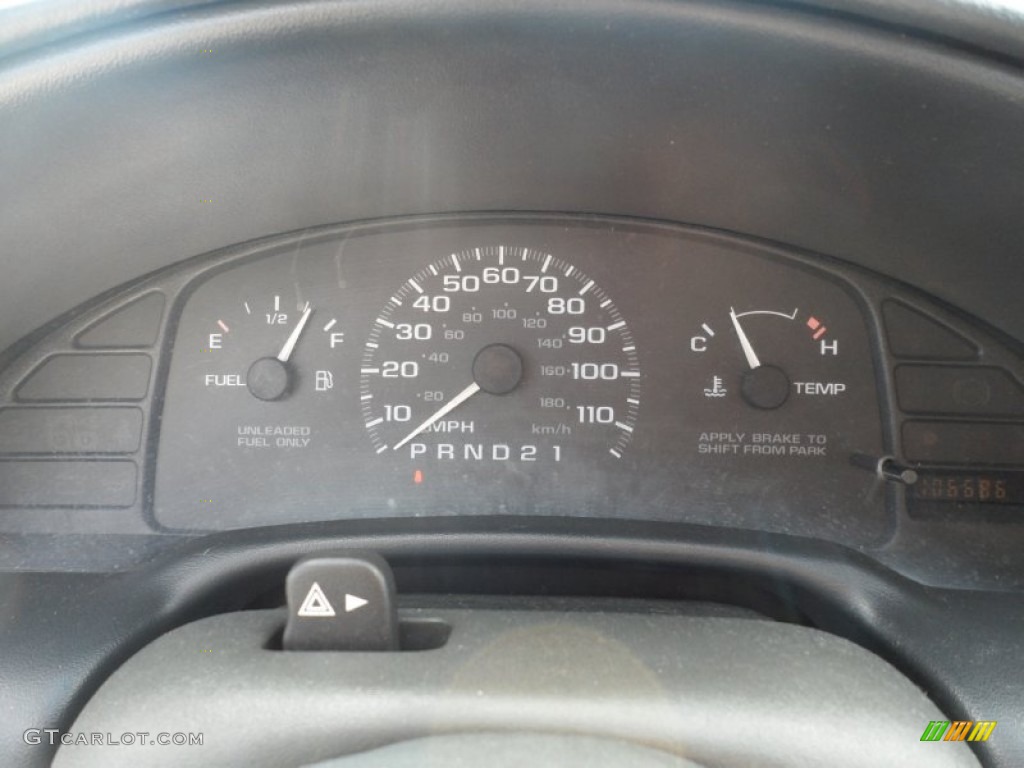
[682,298,877,470]
[689,307,845,411]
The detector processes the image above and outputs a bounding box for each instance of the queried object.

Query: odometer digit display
[910,470,1024,507]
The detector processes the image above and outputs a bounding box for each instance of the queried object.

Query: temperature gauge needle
[277,304,313,363]
[729,307,762,370]
[393,382,481,451]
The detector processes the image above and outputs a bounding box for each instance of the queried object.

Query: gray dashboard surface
[53,608,981,768]
[1,0,1024,361]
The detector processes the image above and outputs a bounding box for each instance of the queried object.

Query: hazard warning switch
[282,553,399,651]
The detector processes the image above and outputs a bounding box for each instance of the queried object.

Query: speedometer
[360,246,640,466]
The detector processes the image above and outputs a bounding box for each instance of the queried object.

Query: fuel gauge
[201,293,346,401]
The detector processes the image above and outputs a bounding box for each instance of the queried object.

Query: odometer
[910,470,1024,507]
[360,246,640,466]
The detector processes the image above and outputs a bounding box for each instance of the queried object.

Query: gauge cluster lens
[153,220,887,541]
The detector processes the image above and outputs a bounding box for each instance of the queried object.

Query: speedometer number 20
[359,246,640,464]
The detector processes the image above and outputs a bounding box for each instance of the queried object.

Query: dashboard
[2,1,1024,767]
[3,214,1022,592]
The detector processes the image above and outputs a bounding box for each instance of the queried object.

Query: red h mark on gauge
[806,316,827,340]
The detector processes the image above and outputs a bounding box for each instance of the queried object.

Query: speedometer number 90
[360,246,640,464]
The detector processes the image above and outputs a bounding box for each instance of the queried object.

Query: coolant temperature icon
[703,376,727,398]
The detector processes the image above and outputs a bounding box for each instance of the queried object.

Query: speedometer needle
[276,304,313,362]
[393,382,482,451]
[729,307,762,370]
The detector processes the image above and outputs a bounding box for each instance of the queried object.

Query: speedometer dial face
[360,246,640,466]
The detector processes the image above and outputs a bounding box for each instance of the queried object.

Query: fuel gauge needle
[729,307,762,370]
[277,304,313,362]
[393,382,481,451]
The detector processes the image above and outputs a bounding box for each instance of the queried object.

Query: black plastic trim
[3,520,1023,766]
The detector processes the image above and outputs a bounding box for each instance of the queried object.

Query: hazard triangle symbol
[297,582,336,617]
